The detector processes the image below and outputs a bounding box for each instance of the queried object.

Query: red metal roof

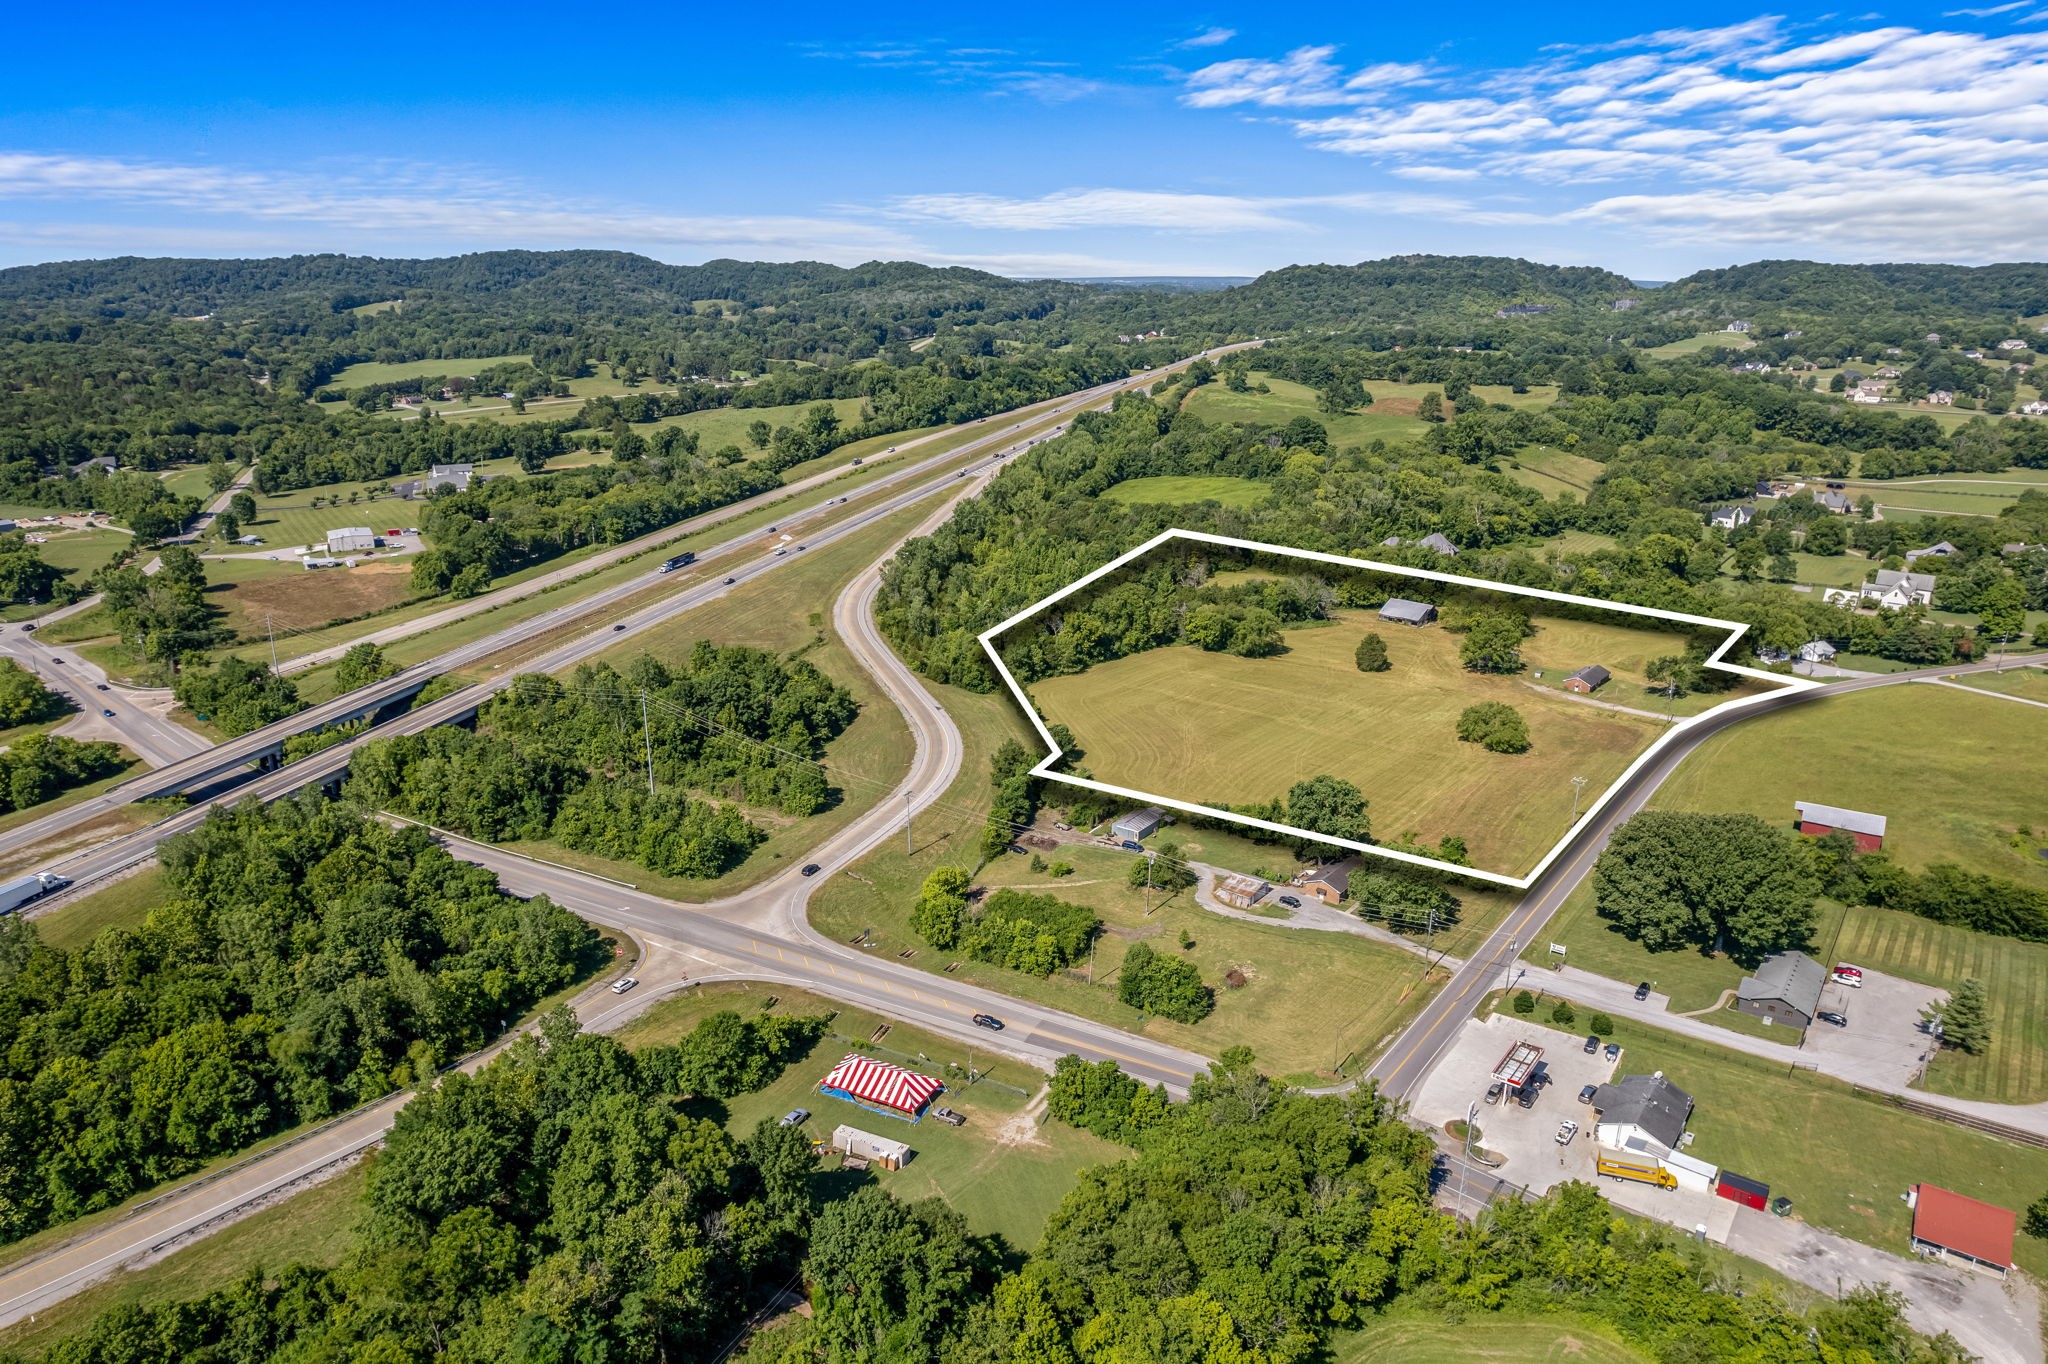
[1913,1184,2016,1268]
[820,1054,944,1115]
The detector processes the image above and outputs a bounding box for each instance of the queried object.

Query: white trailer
[0,871,71,916]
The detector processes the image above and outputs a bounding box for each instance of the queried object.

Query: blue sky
[4,3,2046,278]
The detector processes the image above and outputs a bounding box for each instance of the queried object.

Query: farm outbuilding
[833,1125,911,1171]
[1563,665,1610,694]
[818,1054,944,1122]
[325,526,377,553]
[1378,597,1437,626]
[1910,1184,2015,1277]
[1112,806,1164,842]
[1795,801,1886,852]
[1213,873,1269,909]
[1735,951,1827,1030]
[1295,856,1363,905]
[1716,1170,1770,1211]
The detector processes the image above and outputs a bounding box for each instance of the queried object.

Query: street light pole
[1504,937,1518,995]
[1570,775,1588,820]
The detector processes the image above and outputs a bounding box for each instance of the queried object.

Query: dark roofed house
[1710,504,1753,530]
[1294,857,1364,906]
[1563,665,1610,694]
[1378,598,1436,626]
[1735,951,1827,1030]
[1590,1074,1694,1158]
[1911,1184,2016,1277]
[1904,540,1959,562]
[1415,532,1459,557]
[1795,800,1886,851]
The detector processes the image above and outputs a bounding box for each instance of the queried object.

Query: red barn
[1911,1183,2015,1277]
[1794,800,1886,852]
[1563,665,1610,694]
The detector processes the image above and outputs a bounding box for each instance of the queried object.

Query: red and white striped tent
[818,1053,944,1121]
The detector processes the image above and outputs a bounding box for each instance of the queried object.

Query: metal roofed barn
[1735,951,1828,1030]
[1377,597,1437,625]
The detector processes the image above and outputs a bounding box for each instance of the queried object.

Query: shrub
[1456,702,1531,754]
[1589,1012,1615,1036]
[1550,999,1577,1027]
[1512,989,1536,1015]
[1118,942,1212,1023]
[1354,632,1390,672]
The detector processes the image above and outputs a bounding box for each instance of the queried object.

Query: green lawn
[1335,1312,1651,1363]
[28,869,165,950]
[1582,1012,2048,1279]
[1503,448,1603,498]
[638,397,868,458]
[1781,550,1876,589]
[0,1163,366,1358]
[1545,529,1619,555]
[1183,373,1483,446]
[0,527,130,620]
[157,465,226,502]
[1642,331,1754,358]
[1027,610,1688,878]
[809,675,1448,1086]
[1100,475,1271,508]
[1948,666,2048,703]
[1838,472,2046,519]
[326,352,530,387]
[1649,684,2048,887]
[612,983,1126,1252]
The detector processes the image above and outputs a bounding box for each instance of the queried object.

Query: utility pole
[266,615,278,674]
[1145,851,1155,914]
[904,792,914,854]
[1569,775,1588,820]
[1503,937,1518,995]
[640,691,655,794]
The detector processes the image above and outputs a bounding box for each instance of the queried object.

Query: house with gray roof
[1859,568,1935,609]
[1735,951,1828,1030]
[1710,504,1753,530]
[1904,540,1960,562]
[1378,533,1459,556]
[1812,490,1853,514]
[1378,598,1437,626]
[1591,1074,1694,1158]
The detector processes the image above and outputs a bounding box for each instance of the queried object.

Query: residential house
[1812,490,1853,514]
[1782,328,1803,339]
[1928,390,1955,405]
[1709,504,1753,530]
[1963,349,1985,359]
[1874,366,1902,379]
[1563,665,1610,694]
[1294,857,1364,906]
[1849,381,1887,405]
[1378,598,1437,626]
[1735,951,1828,1030]
[1796,640,1837,665]
[1378,533,1459,556]
[1885,346,1904,356]
[1859,568,1935,608]
[2022,401,2048,417]
[1733,360,1772,375]
[1924,332,1942,344]
[1794,800,1887,851]
[2002,542,2046,556]
[1726,319,1751,333]
[1590,1074,1695,1159]
[1904,540,1960,561]
[1999,339,2028,351]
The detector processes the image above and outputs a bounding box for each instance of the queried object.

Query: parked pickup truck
[931,1106,966,1127]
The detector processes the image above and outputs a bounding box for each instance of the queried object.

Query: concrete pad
[1407,1013,1617,1195]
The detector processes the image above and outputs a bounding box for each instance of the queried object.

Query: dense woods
[0,796,598,1243]
[346,649,855,877]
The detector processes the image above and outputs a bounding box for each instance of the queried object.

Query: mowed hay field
[1029,611,1674,876]
[205,556,418,635]
[1101,475,1271,508]
[1182,373,1557,447]
[1649,684,2048,888]
[1335,1314,1651,1363]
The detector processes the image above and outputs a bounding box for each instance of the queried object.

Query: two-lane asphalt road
[1366,651,2048,1100]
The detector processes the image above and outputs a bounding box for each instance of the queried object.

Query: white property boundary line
[977,528,1822,890]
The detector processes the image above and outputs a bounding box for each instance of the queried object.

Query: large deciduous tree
[1592,811,1818,958]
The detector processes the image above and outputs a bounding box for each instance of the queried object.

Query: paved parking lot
[1799,970,1947,1089]
[1409,1013,1621,1195]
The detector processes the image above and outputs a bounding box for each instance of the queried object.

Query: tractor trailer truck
[0,871,71,916]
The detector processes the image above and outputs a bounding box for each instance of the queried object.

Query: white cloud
[1176,26,1236,49]
[1171,18,2048,259]
[0,151,919,262]
[887,187,1470,233]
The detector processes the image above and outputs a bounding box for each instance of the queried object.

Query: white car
[1831,964,1864,988]
[610,976,638,995]
[1555,1120,1579,1145]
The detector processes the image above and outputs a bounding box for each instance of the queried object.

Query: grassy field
[1643,331,1754,358]
[1949,665,2048,703]
[1028,610,1694,877]
[1335,1312,1651,1363]
[1545,529,1620,555]
[1779,550,1875,589]
[489,496,940,899]
[1650,684,2048,887]
[1577,1012,2048,1278]
[639,397,868,456]
[27,868,165,950]
[1839,471,2047,519]
[1503,448,1604,498]
[1180,373,1561,448]
[0,526,130,620]
[1100,475,1271,508]
[0,1161,369,1357]
[615,983,1124,1251]
[206,554,418,637]
[326,352,530,387]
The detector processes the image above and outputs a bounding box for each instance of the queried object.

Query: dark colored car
[971,1013,1004,1031]
[1578,1083,1598,1104]
[800,863,821,877]
[1584,1035,1599,1054]
[724,576,736,585]
[19,624,33,632]
[1634,981,1652,1001]
[95,683,108,691]
[1604,1042,1621,1061]
[1277,894,1301,909]
[1119,839,1143,852]
[1516,1083,1539,1109]
[612,623,626,631]
[101,708,115,718]
[1817,1011,1849,1028]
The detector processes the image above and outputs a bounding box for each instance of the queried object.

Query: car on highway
[1578,1083,1598,1104]
[1583,1034,1599,1054]
[1555,1120,1579,1145]
[50,657,62,664]
[796,544,806,551]
[1634,981,1651,1001]
[1817,1010,1849,1027]
[800,863,821,876]
[610,977,637,995]
[95,683,108,691]
[835,497,848,504]
[775,548,788,556]
[971,1013,1004,1031]
[19,624,32,632]
[723,576,736,585]
[1831,964,1864,988]
[850,457,864,466]
[778,1108,810,1127]
[101,708,114,718]
[612,624,626,631]
[1277,894,1301,909]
